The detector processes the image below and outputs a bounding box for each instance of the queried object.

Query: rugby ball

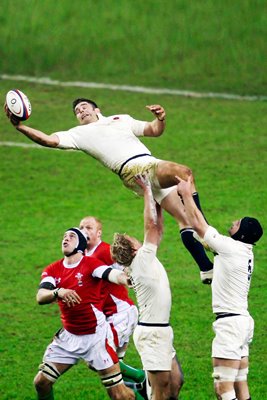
[6,89,32,121]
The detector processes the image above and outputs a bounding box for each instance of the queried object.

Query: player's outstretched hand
[146,104,166,121]
[4,102,21,127]
[175,175,192,198]
[134,173,150,191]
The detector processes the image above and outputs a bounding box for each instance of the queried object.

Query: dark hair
[72,98,98,114]
[231,217,263,245]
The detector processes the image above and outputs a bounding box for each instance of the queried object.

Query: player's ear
[95,107,101,113]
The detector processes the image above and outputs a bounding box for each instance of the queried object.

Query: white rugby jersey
[55,114,148,173]
[204,226,254,316]
[129,242,171,324]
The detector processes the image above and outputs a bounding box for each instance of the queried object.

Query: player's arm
[4,103,59,148]
[176,175,209,238]
[135,173,161,246]
[37,284,81,307]
[94,264,129,286]
[143,104,166,137]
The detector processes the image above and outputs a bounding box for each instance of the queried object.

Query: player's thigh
[160,189,189,226]
[156,160,193,188]
[212,358,240,396]
[148,370,171,395]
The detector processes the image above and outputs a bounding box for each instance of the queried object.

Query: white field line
[1,74,267,102]
[0,141,55,149]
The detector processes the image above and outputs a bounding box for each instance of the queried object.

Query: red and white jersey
[86,241,135,317]
[40,256,110,335]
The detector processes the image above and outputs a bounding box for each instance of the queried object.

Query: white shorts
[133,324,174,371]
[107,305,138,349]
[120,156,176,204]
[212,315,254,360]
[43,322,118,370]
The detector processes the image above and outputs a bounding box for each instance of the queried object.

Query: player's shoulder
[83,255,107,267]
[98,241,111,250]
[47,258,64,268]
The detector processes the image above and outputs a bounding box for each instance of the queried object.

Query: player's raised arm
[135,173,162,246]
[176,175,209,239]
[4,103,59,148]
[143,104,166,137]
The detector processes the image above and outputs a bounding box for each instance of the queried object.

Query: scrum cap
[231,217,263,244]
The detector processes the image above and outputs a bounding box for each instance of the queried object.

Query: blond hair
[111,233,135,266]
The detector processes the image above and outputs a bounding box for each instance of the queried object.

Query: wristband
[53,288,60,298]
[157,117,165,122]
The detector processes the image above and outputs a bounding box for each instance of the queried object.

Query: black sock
[180,228,213,272]
[192,192,209,223]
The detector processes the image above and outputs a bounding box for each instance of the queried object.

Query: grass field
[0,79,266,399]
[1,0,266,95]
[0,0,267,398]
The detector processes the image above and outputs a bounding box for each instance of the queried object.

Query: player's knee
[212,366,238,399]
[34,362,61,391]
[33,372,53,392]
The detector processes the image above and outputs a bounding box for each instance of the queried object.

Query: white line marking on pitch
[1,74,266,102]
[0,141,56,149]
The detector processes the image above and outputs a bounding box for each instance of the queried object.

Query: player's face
[62,231,78,255]
[79,217,101,249]
[74,102,99,125]
[228,219,241,236]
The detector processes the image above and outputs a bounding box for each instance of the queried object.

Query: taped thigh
[212,366,238,383]
[235,367,249,382]
[39,362,61,383]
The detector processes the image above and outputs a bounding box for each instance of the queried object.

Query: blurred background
[1,0,266,95]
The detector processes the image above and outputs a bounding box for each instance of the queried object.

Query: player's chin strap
[101,371,123,388]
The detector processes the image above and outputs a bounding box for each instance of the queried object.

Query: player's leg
[169,354,184,399]
[234,357,250,400]
[212,358,240,400]
[110,307,145,386]
[155,160,194,189]
[34,362,72,400]
[98,363,135,400]
[160,189,213,281]
[147,370,171,400]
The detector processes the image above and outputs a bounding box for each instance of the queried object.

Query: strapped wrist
[157,117,165,122]
[53,288,60,298]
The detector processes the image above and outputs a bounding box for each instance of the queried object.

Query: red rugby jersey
[40,256,108,335]
[87,241,135,317]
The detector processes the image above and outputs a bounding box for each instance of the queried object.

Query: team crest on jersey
[75,272,83,286]
[55,278,61,285]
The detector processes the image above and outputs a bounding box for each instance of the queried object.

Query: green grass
[0,78,266,399]
[0,0,266,95]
